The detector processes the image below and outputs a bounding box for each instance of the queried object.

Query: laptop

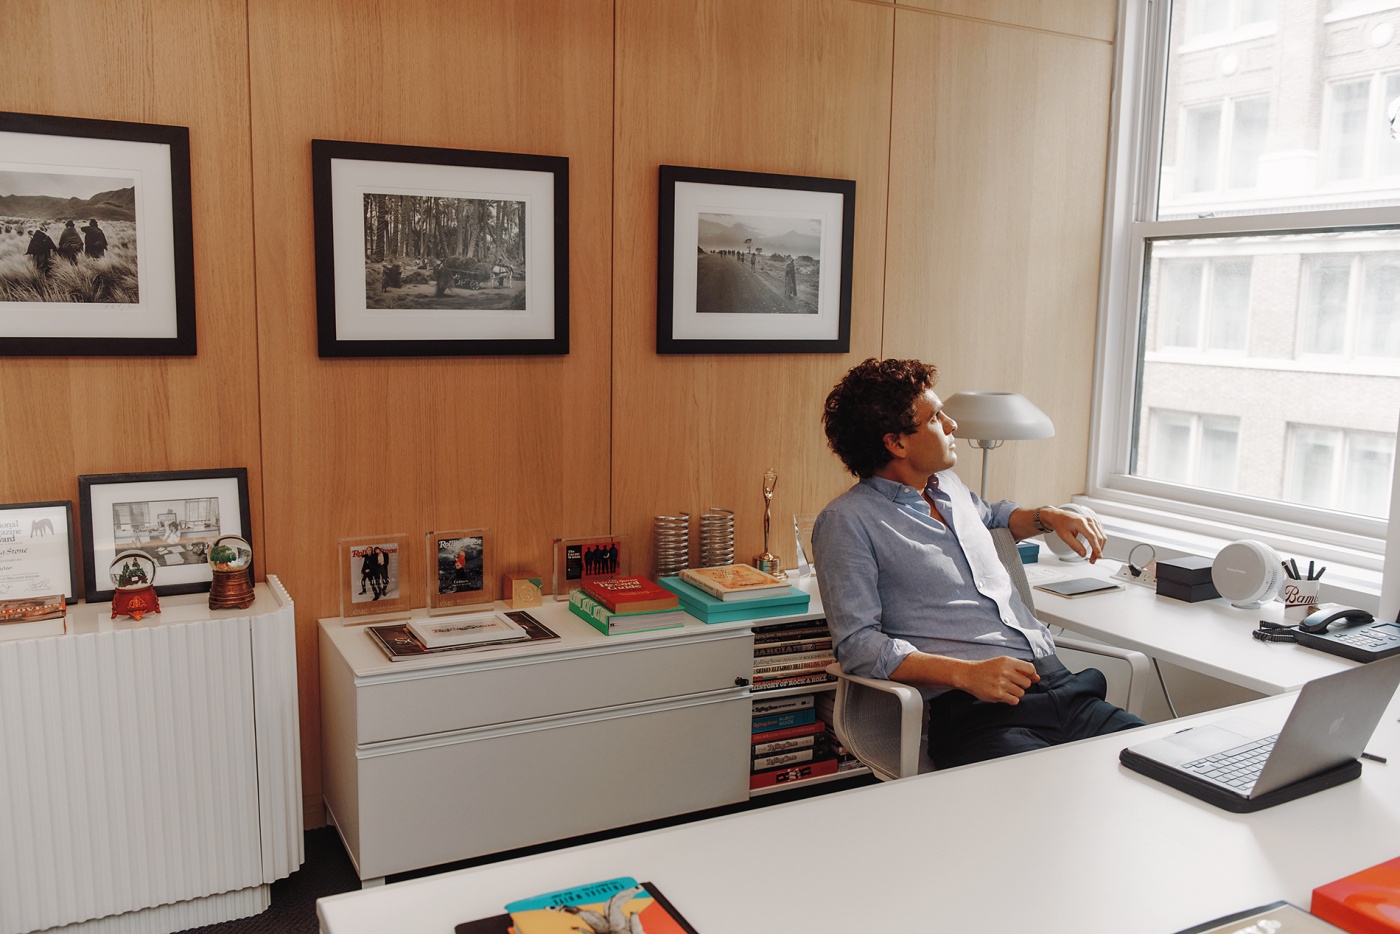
[1120,653,1400,812]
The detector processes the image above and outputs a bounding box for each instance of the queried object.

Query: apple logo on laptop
[1329,715,1345,735]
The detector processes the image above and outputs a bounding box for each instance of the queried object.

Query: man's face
[894,389,958,476]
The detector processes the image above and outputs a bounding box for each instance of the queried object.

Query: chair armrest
[1053,634,1150,717]
[826,663,926,781]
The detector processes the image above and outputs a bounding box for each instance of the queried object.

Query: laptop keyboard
[1181,734,1280,793]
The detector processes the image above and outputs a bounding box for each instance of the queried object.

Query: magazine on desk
[451,877,699,934]
[367,610,559,661]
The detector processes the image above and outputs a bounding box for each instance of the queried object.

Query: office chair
[827,527,1150,781]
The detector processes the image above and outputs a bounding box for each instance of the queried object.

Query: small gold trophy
[752,468,782,578]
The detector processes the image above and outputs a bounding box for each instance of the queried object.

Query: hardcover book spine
[567,599,611,636]
[752,749,814,771]
[748,758,839,790]
[754,639,833,657]
[751,708,817,733]
[749,694,815,716]
[750,672,834,692]
[677,569,728,599]
[752,735,816,757]
[750,719,827,744]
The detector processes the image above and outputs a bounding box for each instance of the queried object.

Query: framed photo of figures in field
[0,111,195,356]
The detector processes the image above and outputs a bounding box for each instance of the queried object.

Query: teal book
[658,576,809,623]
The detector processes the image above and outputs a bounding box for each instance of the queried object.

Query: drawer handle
[734,676,750,687]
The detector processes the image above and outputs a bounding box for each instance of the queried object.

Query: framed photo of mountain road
[656,164,853,354]
[0,111,195,356]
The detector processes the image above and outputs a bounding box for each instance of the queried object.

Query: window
[1177,98,1270,195]
[1287,426,1395,516]
[1095,0,1400,566]
[1141,411,1242,492]
[1323,73,1400,183]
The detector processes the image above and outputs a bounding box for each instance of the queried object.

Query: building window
[1095,0,1400,564]
[1299,252,1400,359]
[1287,426,1395,516]
[1323,73,1400,183]
[1142,411,1242,492]
[1179,98,1270,194]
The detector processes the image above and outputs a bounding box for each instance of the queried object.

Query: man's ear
[882,432,905,459]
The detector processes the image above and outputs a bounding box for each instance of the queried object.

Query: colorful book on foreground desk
[658,576,809,623]
[367,611,559,662]
[1174,901,1345,933]
[568,588,688,635]
[1312,855,1400,933]
[502,877,699,934]
[678,563,789,600]
[581,575,680,613]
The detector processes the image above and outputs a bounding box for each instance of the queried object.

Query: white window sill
[1071,495,1383,614]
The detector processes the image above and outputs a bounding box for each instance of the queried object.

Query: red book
[1312,856,1400,933]
[749,757,838,790]
[581,576,680,613]
[751,719,826,745]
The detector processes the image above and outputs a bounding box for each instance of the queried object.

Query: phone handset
[1298,603,1375,634]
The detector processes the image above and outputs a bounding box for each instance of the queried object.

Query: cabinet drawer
[355,630,754,743]
[352,692,751,878]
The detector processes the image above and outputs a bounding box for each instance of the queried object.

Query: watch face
[208,535,252,571]
[110,550,157,590]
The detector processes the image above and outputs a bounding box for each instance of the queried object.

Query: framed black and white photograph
[0,112,195,356]
[0,500,78,602]
[657,165,853,354]
[312,139,568,357]
[78,468,250,602]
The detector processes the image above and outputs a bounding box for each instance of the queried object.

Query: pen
[1313,566,1326,581]
[1282,561,1295,580]
[1361,751,1387,764]
[1307,560,1315,580]
[1289,558,1301,580]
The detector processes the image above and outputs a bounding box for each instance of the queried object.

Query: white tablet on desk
[1034,578,1124,599]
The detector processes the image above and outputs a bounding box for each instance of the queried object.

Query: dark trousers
[926,662,1146,769]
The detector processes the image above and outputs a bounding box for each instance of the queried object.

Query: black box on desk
[1155,555,1219,602]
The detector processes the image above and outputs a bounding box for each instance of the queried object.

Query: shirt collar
[861,474,930,506]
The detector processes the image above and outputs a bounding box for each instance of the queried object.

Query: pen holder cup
[1281,580,1321,622]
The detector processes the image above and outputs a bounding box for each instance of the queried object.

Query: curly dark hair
[822,358,938,478]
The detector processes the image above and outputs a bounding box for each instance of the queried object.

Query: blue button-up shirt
[812,471,1055,697]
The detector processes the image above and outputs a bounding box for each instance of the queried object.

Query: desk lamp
[940,391,1054,499]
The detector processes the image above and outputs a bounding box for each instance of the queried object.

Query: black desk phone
[1293,603,1400,662]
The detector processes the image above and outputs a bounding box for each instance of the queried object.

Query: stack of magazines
[367,609,559,662]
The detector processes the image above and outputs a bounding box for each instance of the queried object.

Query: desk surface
[317,686,1400,934]
[1030,552,1355,694]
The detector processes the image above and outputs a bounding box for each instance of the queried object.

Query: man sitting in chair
[813,358,1144,768]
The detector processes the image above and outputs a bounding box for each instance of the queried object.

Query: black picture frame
[657,164,854,355]
[312,139,569,357]
[0,111,195,356]
[0,500,78,602]
[78,468,251,603]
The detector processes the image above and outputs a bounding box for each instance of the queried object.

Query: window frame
[1090,0,1400,569]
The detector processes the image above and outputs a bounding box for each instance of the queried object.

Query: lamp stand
[967,438,1004,499]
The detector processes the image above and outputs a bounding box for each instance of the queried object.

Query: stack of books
[568,575,689,635]
[814,691,864,774]
[751,618,835,691]
[749,693,839,790]
[658,566,809,624]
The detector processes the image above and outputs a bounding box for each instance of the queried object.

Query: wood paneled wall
[0,0,1117,823]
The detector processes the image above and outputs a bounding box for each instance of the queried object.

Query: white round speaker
[1041,503,1098,563]
[1211,539,1285,609]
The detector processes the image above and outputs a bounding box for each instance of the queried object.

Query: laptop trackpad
[1134,718,1272,767]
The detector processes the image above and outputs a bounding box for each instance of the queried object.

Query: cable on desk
[1153,658,1179,719]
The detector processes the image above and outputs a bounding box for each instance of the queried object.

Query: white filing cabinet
[319,600,762,885]
[0,577,303,934]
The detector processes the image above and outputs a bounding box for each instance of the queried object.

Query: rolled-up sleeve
[812,507,917,680]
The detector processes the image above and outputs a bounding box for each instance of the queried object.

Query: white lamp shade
[940,391,1055,441]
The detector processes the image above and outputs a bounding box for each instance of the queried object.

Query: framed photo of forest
[657,165,853,354]
[312,139,569,357]
[0,111,195,356]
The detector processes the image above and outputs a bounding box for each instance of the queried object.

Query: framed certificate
[0,501,78,601]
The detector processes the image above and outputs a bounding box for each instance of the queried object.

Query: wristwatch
[1033,507,1051,534]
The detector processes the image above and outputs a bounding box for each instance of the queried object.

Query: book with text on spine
[679,564,790,600]
[581,575,680,613]
[658,576,810,624]
[568,587,688,635]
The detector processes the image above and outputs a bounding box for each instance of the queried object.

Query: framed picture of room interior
[312,138,569,357]
[0,111,195,355]
[656,164,854,354]
[78,468,251,602]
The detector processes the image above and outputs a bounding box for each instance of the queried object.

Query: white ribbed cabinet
[0,577,303,934]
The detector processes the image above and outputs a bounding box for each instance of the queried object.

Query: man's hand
[954,656,1039,705]
[1012,505,1106,562]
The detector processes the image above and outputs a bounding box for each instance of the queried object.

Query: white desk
[1029,552,1355,695]
[318,685,1400,934]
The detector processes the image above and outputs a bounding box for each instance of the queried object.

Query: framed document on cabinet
[0,501,77,601]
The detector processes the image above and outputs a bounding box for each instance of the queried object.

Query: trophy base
[753,553,783,578]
